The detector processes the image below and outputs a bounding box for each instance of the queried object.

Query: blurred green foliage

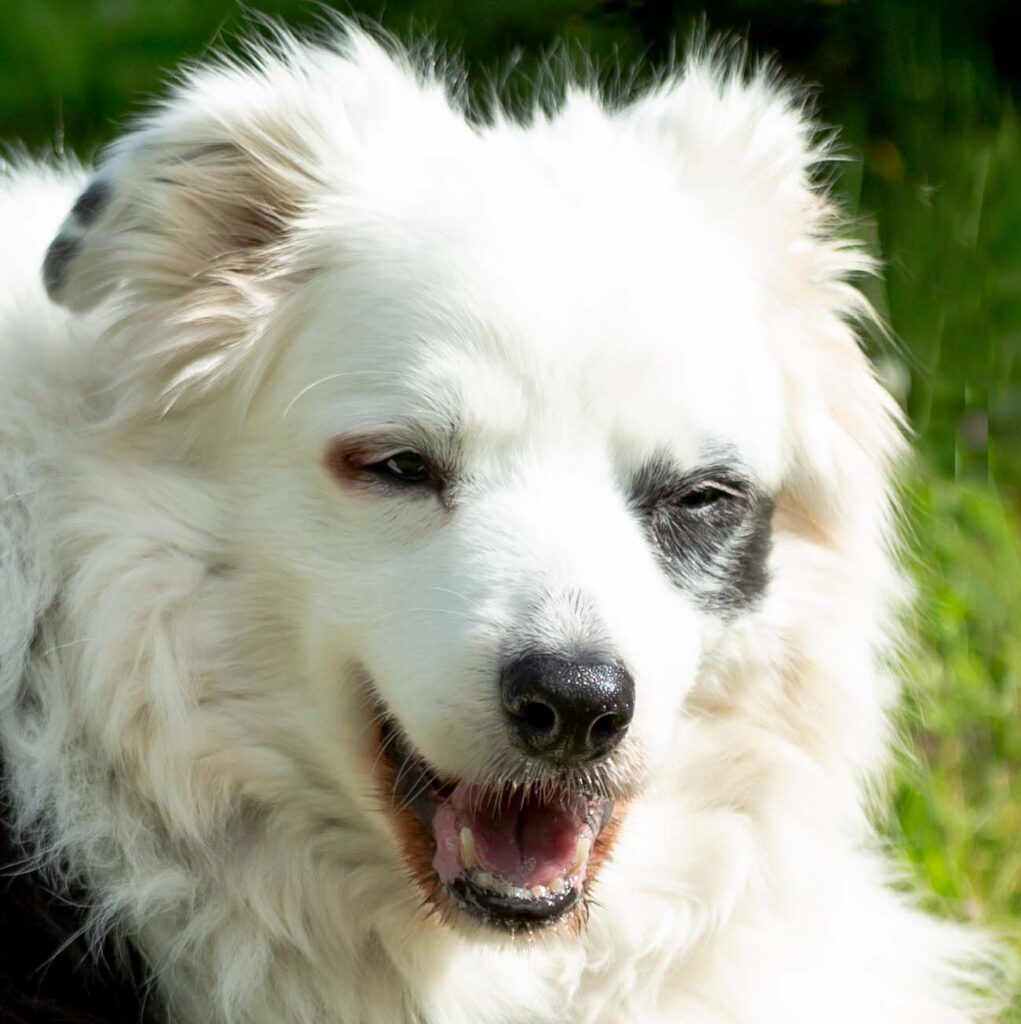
[2,0,1019,1013]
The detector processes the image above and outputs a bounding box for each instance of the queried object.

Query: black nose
[500,654,635,764]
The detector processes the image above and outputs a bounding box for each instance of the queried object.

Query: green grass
[900,479,1021,925]
[897,477,1021,1017]
[1,0,1019,1013]
[859,90,1021,1006]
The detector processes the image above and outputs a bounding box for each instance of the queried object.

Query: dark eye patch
[629,455,773,614]
[42,232,81,298]
[70,179,111,226]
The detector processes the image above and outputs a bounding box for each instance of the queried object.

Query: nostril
[520,701,557,733]
[590,711,625,743]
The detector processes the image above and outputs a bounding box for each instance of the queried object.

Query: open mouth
[378,718,619,932]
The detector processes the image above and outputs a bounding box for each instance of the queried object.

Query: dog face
[264,205,784,925]
[44,31,899,936]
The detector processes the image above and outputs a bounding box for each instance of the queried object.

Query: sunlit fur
[0,23,1003,1024]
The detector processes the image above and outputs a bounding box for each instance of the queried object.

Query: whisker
[403,607,477,621]
[394,772,438,816]
[391,752,424,809]
[282,370,397,419]
[369,725,403,779]
[40,638,95,658]
[426,586,475,607]
[339,606,479,626]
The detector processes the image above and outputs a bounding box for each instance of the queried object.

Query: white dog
[0,23,1002,1024]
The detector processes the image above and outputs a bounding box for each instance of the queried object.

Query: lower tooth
[470,870,556,901]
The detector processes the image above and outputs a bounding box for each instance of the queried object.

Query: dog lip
[449,874,581,930]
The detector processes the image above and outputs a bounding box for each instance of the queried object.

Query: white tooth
[571,836,592,875]
[530,885,550,900]
[474,870,496,891]
[549,876,568,895]
[459,827,477,869]
[509,885,530,901]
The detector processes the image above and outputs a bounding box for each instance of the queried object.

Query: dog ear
[40,30,449,413]
[42,63,332,315]
[622,54,834,251]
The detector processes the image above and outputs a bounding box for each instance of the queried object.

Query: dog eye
[677,483,740,511]
[367,450,432,484]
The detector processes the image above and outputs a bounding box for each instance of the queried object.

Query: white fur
[0,25,1003,1024]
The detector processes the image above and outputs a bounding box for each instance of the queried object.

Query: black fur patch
[0,779,163,1023]
[70,180,110,226]
[42,232,80,298]
[629,454,773,613]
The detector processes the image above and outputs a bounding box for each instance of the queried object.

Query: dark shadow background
[1,0,1018,1003]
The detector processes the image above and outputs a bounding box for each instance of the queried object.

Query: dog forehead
[296,132,789,479]
[296,241,784,484]
[355,219,784,478]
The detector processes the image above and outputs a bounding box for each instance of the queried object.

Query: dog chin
[372,710,633,935]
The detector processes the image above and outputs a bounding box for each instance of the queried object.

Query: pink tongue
[432,782,590,888]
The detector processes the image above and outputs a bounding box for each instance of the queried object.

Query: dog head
[44,29,902,938]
